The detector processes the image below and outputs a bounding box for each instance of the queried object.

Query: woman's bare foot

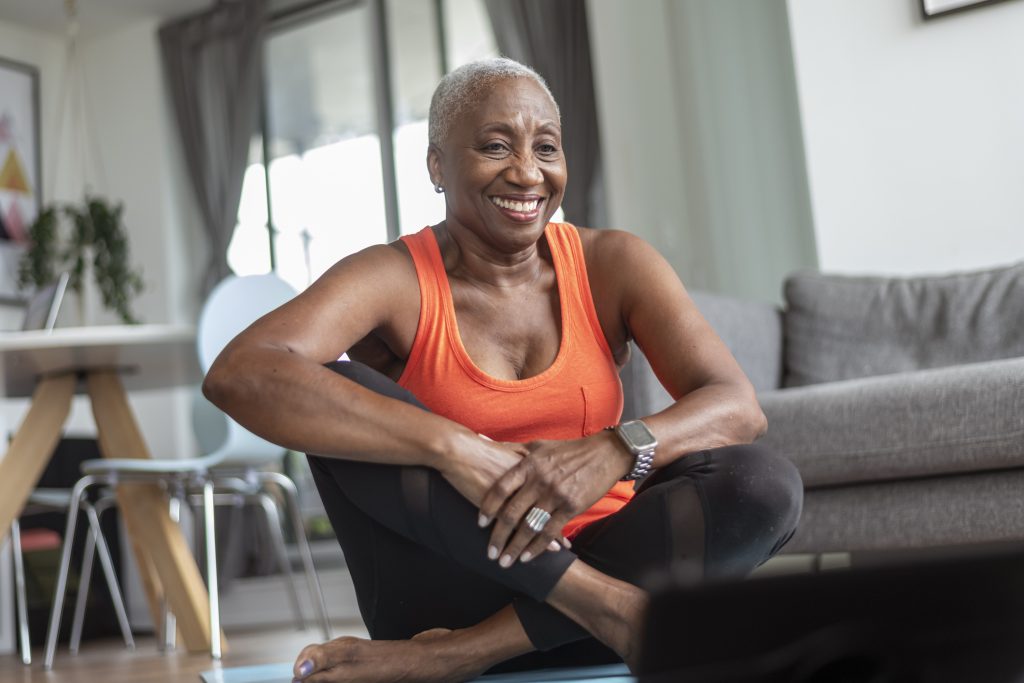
[291,628,487,683]
[293,605,535,682]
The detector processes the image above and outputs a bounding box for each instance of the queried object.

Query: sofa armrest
[758,357,1024,488]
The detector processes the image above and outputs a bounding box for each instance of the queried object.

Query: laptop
[20,272,69,332]
[637,543,1024,682]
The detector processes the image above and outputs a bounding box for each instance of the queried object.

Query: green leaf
[16,194,145,324]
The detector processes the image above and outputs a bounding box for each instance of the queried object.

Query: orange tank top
[398,223,635,539]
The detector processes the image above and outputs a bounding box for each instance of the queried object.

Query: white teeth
[491,197,539,212]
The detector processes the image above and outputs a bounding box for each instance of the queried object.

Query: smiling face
[428,76,567,253]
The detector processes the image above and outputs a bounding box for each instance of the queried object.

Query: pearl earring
[434,184,444,194]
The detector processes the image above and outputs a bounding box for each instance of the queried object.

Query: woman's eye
[483,142,508,153]
[538,144,559,155]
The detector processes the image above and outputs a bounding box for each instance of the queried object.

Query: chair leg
[159,496,180,652]
[68,523,96,654]
[83,503,134,651]
[202,480,222,660]
[44,475,97,670]
[11,520,31,665]
[255,492,306,630]
[262,471,331,639]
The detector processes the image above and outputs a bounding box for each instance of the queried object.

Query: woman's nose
[506,153,544,187]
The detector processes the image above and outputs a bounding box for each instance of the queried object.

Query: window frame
[253,0,451,270]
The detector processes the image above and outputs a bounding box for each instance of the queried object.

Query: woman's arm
[202,244,524,504]
[600,228,767,464]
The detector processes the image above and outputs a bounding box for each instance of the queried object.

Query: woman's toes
[294,644,321,679]
[294,636,364,679]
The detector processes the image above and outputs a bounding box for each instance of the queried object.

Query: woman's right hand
[437,430,567,558]
[437,431,527,509]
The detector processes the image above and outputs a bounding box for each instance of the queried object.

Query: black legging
[307,361,803,672]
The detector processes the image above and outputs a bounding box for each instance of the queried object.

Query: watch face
[619,420,657,451]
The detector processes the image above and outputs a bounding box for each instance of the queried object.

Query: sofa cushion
[759,357,1024,488]
[783,261,1024,387]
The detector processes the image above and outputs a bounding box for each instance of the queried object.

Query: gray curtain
[159,0,267,296]
[484,0,606,228]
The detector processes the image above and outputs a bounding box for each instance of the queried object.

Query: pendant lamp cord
[47,0,109,202]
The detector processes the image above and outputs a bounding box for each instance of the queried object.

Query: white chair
[41,273,330,669]
[11,489,135,667]
[7,519,31,665]
[43,458,220,669]
[194,274,330,639]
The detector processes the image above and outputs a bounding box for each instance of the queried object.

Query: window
[227,0,499,288]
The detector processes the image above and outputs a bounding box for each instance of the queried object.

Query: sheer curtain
[159,0,268,297]
[484,0,606,229]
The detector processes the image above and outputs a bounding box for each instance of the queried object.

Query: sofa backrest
[783,261,1024,387]
[691,291,784,393]
[620,291,783,420]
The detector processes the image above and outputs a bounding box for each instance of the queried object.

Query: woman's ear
[427,144,443,189]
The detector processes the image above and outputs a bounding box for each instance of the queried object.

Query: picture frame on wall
[0,56,41,303]
[922,0,1015,18]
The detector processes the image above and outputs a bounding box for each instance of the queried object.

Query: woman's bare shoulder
[575,226,666,282]
[243,239,420,364]
[311,239,416,293]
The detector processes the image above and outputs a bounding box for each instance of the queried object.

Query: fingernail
[499,554,513,568]
[488,545,499,560]
[520,551,533,563]
[298,660,314,677]
[548,540,560,551]
[478,514,490,528]
[563,537,572,548]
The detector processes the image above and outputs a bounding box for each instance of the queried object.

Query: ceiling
[0,0,212,36]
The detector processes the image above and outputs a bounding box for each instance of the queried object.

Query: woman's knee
[709,442,804,538]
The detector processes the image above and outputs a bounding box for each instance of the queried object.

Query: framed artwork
[922,0,1016,18]
[0,56,41,302]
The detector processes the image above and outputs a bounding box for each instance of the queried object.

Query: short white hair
[428,57,560,148]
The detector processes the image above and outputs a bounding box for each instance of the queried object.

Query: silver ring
[525,507,551,533]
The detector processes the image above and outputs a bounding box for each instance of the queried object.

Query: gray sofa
[623,261,1024,556]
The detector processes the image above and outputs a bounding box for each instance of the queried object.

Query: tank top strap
[543,223,615,359]
[398,227,447,377]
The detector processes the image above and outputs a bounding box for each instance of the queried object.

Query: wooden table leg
[86,370,226,654]
[0,373,76,545]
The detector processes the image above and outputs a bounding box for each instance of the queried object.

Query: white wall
[76,19,207,330]
[587,0,817,303]
[788,0,1024,275]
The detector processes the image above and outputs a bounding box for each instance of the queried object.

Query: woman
[204,57,802,682]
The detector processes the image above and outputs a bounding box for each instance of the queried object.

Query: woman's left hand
[477,431,633,566]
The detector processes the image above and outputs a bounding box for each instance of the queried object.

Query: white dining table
[0,324,225,654]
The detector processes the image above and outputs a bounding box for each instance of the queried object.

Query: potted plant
[18,195,145,324]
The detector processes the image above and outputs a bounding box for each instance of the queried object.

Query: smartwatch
[609,419,658,481]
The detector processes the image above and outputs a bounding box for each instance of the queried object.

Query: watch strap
[608,420,657,481]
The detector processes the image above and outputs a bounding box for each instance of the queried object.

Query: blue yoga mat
[200,662,634,683]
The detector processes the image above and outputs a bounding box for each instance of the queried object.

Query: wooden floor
[0,620,369,683]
